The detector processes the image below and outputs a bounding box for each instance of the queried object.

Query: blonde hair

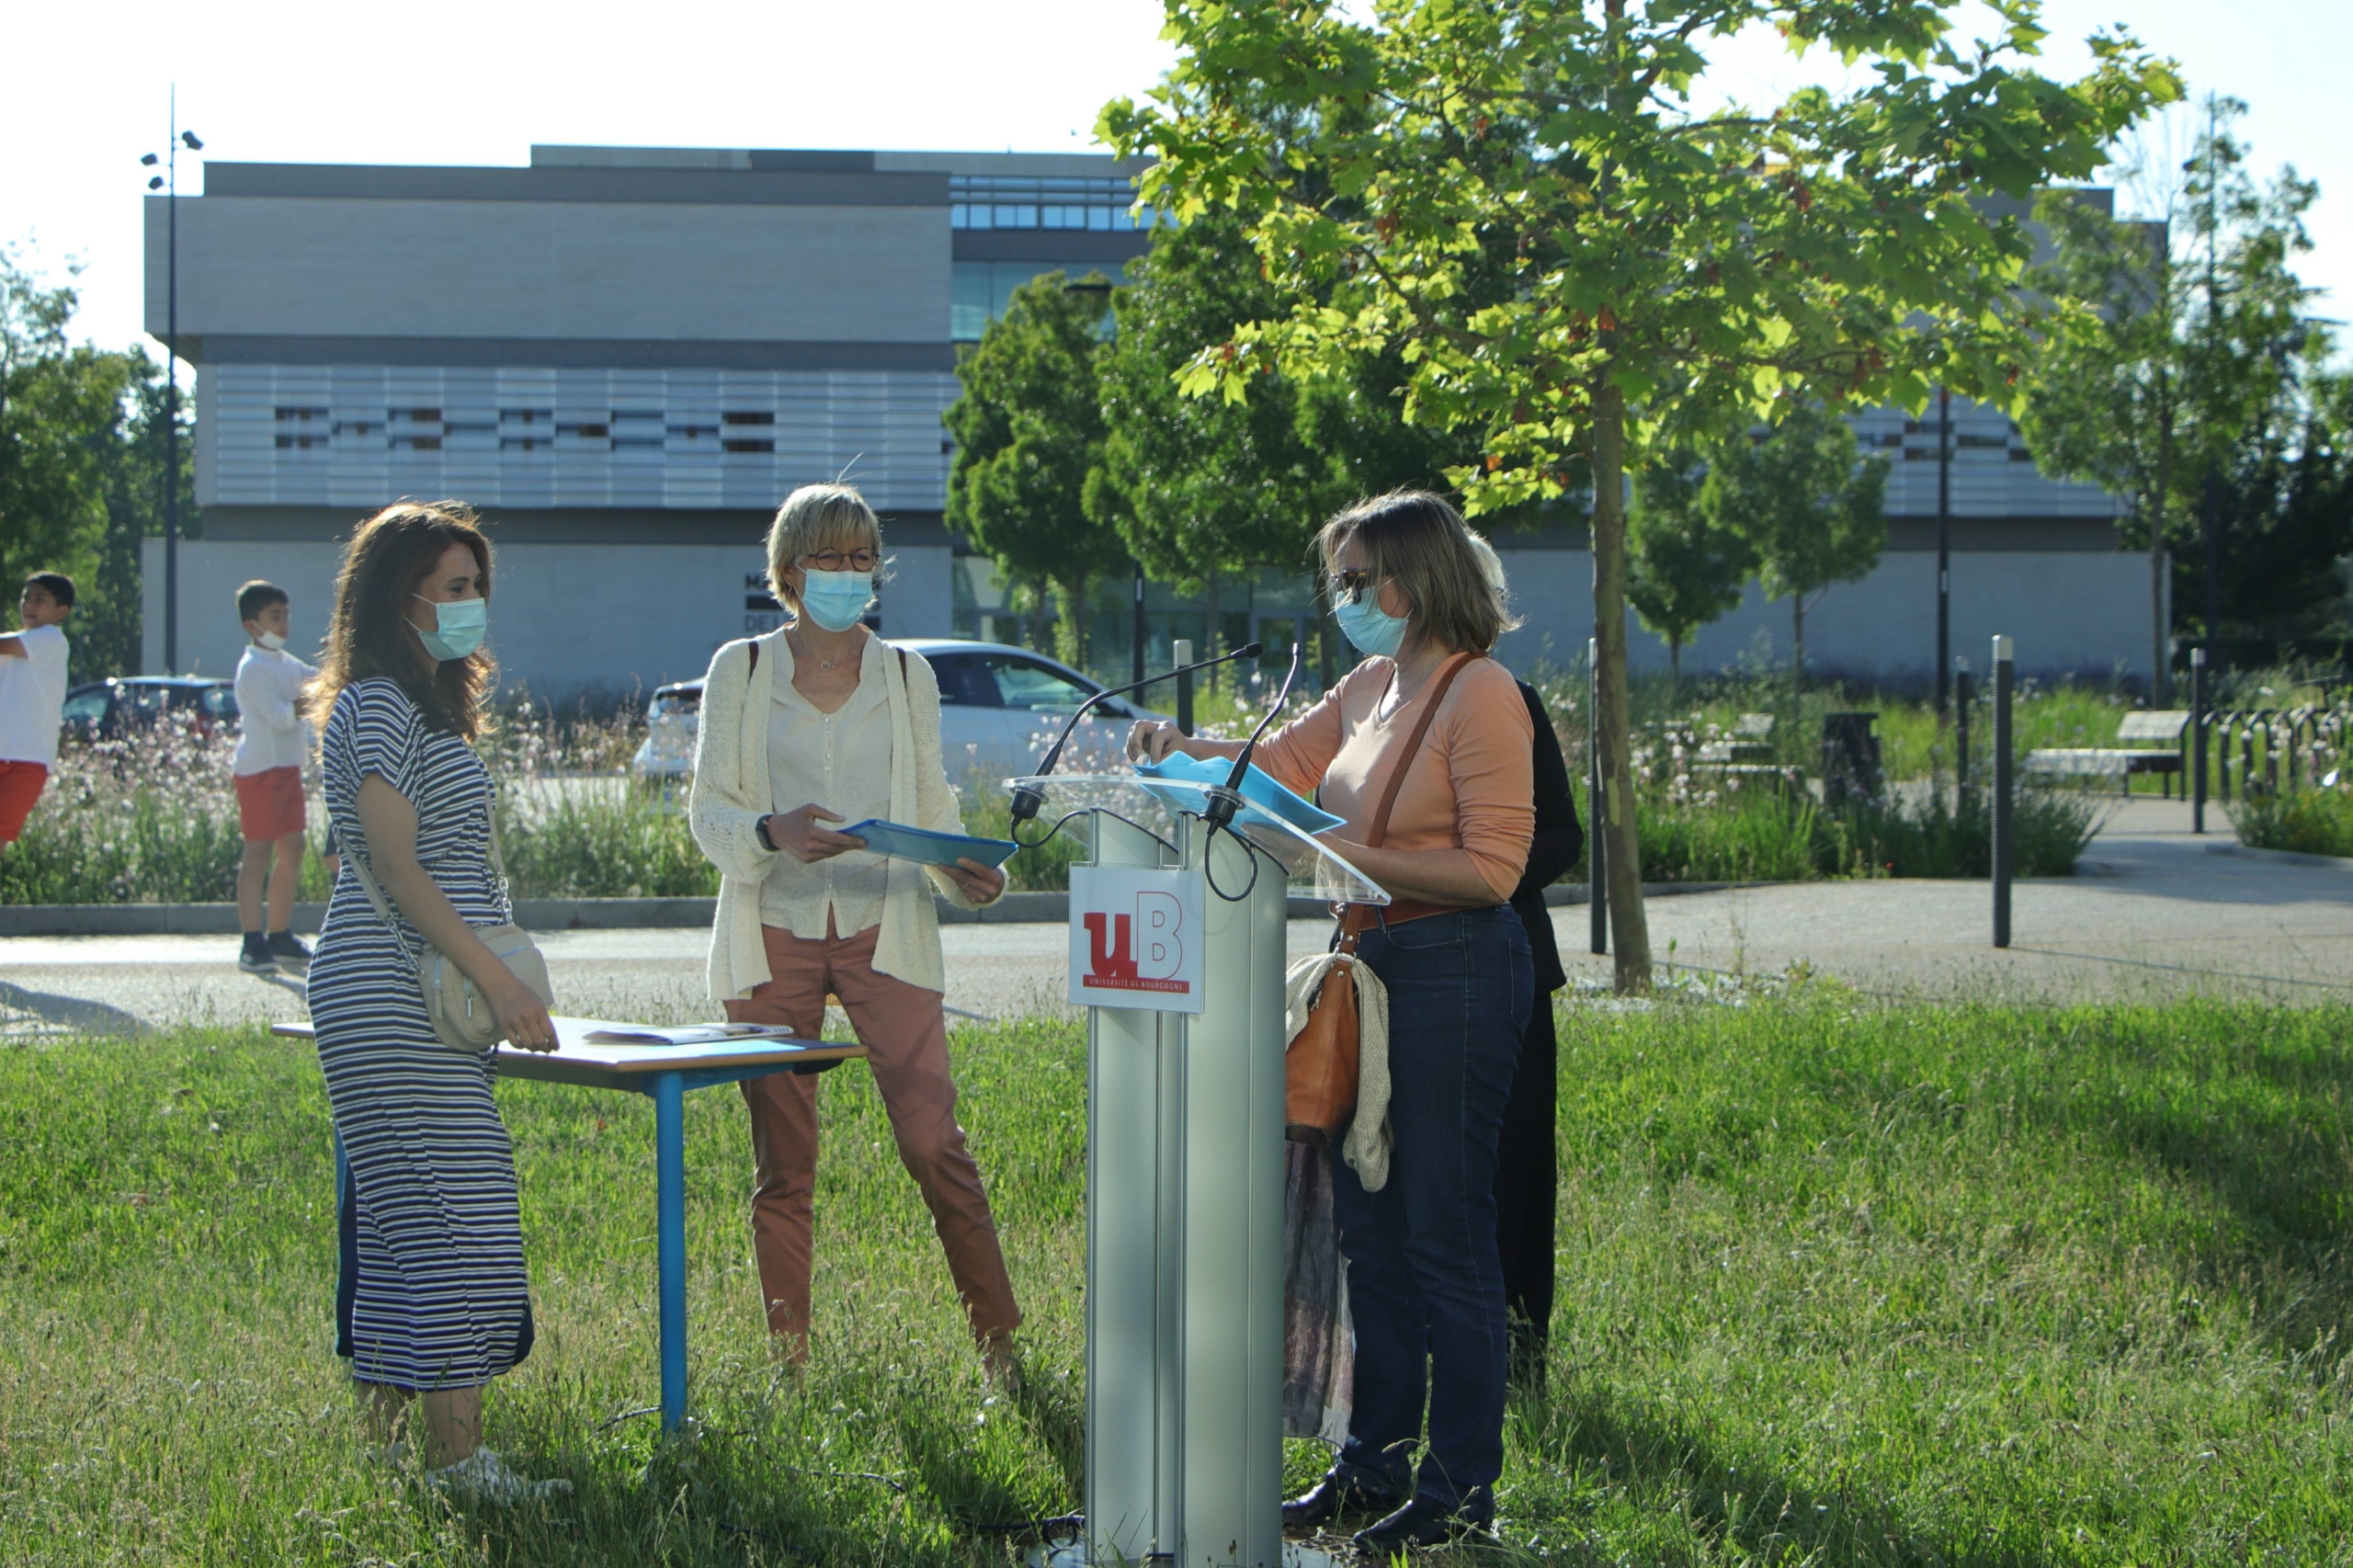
[1315,490,1518,654]
[763,483,889,615]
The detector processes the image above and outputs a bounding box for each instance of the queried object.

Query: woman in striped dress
[305,500,563,1502]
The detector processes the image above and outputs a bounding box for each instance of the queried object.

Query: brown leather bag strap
[1366,653,1476,850]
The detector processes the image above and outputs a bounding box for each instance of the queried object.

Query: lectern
[1011,774,1386,1568]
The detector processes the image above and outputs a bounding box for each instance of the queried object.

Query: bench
[1696,712,1778,768]
[2026,710,2188,796]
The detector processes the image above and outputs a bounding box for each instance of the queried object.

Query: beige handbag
[345,811,554,1053]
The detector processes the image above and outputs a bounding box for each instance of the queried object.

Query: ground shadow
[1510,1384,2062,1568]
[0,979,147,1037]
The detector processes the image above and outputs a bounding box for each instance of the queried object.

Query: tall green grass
[2229,787,2353,858]
[6,1002,2350,1562]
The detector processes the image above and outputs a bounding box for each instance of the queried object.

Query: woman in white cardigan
[689,483,1018,1370]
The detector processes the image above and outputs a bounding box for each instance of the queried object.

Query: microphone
[1202,641,1304,835]
[1008,641,1265,831]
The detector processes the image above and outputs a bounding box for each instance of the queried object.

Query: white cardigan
[689,630,993,1000]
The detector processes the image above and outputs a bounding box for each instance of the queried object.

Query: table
[272,1017,868,1431]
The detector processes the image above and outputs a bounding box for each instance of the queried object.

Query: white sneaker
[426,1447,572,1505]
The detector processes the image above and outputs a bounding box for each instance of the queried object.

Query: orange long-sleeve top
[1254,653,1535,904]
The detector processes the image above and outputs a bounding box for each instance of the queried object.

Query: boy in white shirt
[0,573,75,852]
[231,580,317,973]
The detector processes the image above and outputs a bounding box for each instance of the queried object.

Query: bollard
[1588,637,1608,956]
[1173,638,1195,737]
[1992,635,2014,949]
[1954,658,1973,817]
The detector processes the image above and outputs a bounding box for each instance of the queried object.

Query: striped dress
[309,676,534,1391]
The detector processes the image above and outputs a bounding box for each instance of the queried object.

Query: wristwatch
[756,816,778,852]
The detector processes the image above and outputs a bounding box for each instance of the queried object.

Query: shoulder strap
[1366,653,1476,850]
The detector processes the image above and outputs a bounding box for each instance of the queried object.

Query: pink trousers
[724,922,1021,1357]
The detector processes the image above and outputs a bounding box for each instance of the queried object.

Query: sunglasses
[803,548,879,573]
[1325,568,1378,604]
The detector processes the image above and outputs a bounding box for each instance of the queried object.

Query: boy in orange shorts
[0,573,75,852]
[232,580,318,973]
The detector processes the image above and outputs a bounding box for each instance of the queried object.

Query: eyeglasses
[1326,569,1377,605]
[804,548,879,573]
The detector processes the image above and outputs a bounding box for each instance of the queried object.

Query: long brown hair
[308,501,496,738]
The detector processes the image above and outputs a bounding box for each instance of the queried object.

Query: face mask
[256,631,288,653]
[1334,589,1409,659]
[798,569,874,634]
[411,594,487,662]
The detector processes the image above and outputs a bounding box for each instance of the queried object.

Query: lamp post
[142,92,201,675]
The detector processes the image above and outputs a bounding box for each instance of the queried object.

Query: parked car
[59,676,239,740]
[628,639,1169,788]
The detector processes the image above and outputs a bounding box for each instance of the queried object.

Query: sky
[4,0,2348,365]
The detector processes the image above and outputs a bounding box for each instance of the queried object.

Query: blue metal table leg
[654,1071,688,1432]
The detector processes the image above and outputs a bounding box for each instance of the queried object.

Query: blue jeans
[1333,904,1532,1509]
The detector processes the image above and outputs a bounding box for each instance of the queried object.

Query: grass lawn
[4,1001,2349,1564]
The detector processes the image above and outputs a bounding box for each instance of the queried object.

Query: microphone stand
[1201,642,1304,835]
[1007,640,1265,836]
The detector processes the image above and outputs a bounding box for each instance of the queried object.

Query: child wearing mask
[232,579,318,971]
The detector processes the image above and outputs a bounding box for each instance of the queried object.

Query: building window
[952,259,1128,341]
[949,175,1155,233]
[390,435,443,451]
[722,437,776,454]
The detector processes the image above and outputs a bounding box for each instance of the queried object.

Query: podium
[1011,775,1385,1568]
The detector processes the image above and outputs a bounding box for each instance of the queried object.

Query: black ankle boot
[1282,1468,1400,1531]
[1351,1490,1497,1553]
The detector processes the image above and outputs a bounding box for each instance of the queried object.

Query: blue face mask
[1334,589,1409,659]
[798,569,874,634]
[411,594,487,662]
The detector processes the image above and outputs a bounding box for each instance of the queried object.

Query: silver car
[628,639,1170,789]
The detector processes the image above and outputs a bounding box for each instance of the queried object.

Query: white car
[629,638,1170,790]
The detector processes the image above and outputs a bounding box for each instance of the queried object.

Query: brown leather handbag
[1284,653,1476,1144]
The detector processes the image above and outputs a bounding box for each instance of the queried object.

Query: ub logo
[1081,892,1188,994]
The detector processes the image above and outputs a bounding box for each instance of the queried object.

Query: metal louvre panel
[207,362,959,510]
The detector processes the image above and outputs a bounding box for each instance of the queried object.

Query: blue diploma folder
[1134,754,1347,835]
[838,819,1019,869]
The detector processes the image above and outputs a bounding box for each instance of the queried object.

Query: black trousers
[1492,994,1557,1383]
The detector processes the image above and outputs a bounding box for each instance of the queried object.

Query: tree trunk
[1589,381,1652,993]
[1669,635,1681,690]
[1792,596,1807,697]
[1051,576,1087,669]
[1203,569,1223,694]
[2154,362,2174,707]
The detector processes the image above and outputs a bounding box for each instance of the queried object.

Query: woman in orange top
[1127,490,1534,1552]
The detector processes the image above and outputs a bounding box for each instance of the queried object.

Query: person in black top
[1496,676,1582,1385]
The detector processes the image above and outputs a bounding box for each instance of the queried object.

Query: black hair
[236,579,290,624]
[23,572,75,609]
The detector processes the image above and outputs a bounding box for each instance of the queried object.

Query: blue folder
[838,819,1019,869]
[1134,754,1347,835]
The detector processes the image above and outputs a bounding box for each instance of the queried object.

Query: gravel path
[6,799,2346,1040]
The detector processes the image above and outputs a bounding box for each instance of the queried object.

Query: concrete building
[146,145,2150,695]
[142,144,1154,698]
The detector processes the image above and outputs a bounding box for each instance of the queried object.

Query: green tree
[944,270,1130,665]
[0,248,171,682]
[1088,217,1328,674]
[1703,403,1888,687]
[1628,458,1755,685]
[2024,98,2324,695]
[1105,0,2173,990]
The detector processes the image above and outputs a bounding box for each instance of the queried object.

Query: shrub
[2228,787,2353,858]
